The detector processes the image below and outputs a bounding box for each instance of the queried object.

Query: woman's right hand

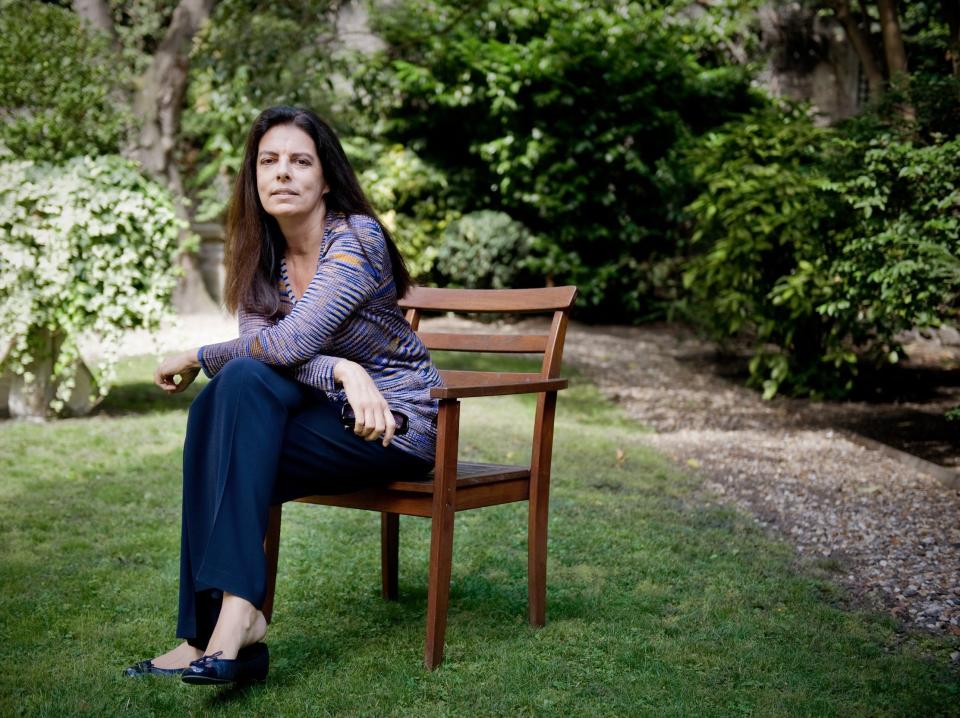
[154,350,201,394]
[333,359,397,447]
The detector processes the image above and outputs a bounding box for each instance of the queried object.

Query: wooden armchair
[261,285,577,669]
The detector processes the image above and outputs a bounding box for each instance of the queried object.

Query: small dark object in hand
[339,404,409,435]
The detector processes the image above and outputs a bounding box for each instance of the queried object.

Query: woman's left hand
[154,350,201,394]
[334,359,397,446]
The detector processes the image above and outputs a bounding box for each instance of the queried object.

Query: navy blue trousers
[175,358,431,648]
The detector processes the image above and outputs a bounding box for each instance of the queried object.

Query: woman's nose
[276,158,291,179]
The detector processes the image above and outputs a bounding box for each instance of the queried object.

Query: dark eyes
[258,157,312,166]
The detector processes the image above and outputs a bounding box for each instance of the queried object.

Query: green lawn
[0,354,957,717]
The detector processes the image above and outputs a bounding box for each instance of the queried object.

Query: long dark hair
[223,106,413,316]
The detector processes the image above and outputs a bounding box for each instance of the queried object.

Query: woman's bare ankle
[151,641,203,670]
[203,595,268,660]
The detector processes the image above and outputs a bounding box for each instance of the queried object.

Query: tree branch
[876,0,915,121]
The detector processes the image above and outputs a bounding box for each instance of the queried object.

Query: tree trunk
[131,0,220,313]
[132,0,215,188]
[9,328,62,419]
[831,0,886,102]
[876,0,908,76]
[70,0,220,313]
[944,0,960,78]
[876,0,915,120]
[7,329,54,419]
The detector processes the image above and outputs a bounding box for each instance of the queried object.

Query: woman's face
[256,124,329,219]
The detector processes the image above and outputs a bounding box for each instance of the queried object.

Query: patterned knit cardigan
[197,211,443,463]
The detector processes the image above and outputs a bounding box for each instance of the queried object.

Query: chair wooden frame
[261,285,577,669]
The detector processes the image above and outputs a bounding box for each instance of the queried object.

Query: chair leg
[528,483,549,627]
[424,501,455,670]
[381,512,399,600]
[425,398,459,670]
[528,388,558,628]
[262,504,283,624]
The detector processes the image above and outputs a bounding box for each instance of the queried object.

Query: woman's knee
[207,357,304,409]
[209,358,285,396]
[217,357,272,384]
[188,359,274,416]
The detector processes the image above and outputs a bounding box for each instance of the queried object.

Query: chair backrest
[399,286,578,386]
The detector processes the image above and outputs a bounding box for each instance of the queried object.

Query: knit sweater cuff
[292,353,339,392]
[196,338,248,377]
[197,346,215,379]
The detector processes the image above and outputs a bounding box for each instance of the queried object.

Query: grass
[0,353,957,717]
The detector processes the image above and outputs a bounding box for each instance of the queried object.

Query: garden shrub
[821,133,960,366]
[342,136,456,281]
[434,211,535,289]
[677,106,842,396]
[677,105,960,398]
[0,1,131,161]
[359,0,761,319]
[0,156,183,413]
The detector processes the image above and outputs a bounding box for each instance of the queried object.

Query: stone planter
[2,328,100,419]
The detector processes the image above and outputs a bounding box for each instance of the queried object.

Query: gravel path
[556,321,960,650]
[117,313,960,650]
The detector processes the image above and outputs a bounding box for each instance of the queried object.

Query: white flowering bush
[0,155,183,415]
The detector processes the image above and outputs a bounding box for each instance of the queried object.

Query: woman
[126,106,443,685]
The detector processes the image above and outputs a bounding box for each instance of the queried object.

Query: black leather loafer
[123,659,186,678]
[181,643,269,686]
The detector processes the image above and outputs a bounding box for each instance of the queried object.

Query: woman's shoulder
[325,210,379,230]
[325,212,387,275]
[327,212,385,245]
[348,213,385,241]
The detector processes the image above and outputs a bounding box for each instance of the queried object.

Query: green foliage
[342,136,456,280]
[179,0,453,274]
[896,1,956,78]
[823,134,960,337]
[0,156,183,411]
[679,107,841,396]
[678,105,960,397]
[108,0,181,79]
[435,210,535,289]
[892,73,960,141]
[360,0,761,319]
[0,1,132,161]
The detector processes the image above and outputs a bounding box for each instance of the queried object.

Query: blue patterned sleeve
[238,306,274,338]
[198,216,385,378]
[291,354,340,391]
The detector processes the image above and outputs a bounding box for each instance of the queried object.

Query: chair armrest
[430,377,568,400]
